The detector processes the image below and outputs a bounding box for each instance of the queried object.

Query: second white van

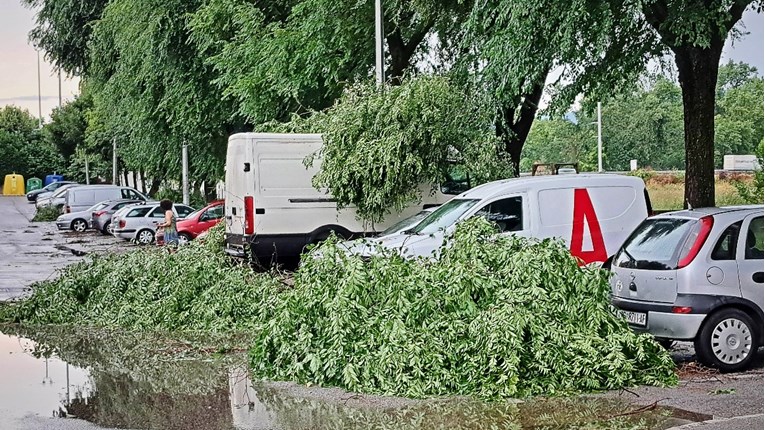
[223,133,469,263]
[64,185,149,214]
[352,174,651,265]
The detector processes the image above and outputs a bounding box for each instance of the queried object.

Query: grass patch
[647,176,754,211]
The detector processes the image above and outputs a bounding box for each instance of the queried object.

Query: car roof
[454,174,644,200]
[652,206,763,220]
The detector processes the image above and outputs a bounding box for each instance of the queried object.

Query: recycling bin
[26,177,43,193]
[3,174,25,196]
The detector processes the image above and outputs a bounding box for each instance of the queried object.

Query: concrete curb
[668,413,763,429]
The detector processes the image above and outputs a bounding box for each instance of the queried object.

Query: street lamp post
[597,102,603,172]
[374,0,384,87]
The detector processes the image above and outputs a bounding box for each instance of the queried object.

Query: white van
[64,185,149,214]
[223,133,467,262]
[353,174,651,265]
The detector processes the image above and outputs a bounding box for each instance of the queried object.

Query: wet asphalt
[0,196,762,429]
[0,196,133,298]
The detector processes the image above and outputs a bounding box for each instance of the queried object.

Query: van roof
[69,185,124,190]
[455,174,645,200]
[653,206,763,219]
[229,132,322,141]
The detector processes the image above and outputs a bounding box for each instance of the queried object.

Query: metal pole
[597,102,603,172]
[37,51,42,127]
[85,156,90,185]
[182,143,189,205]
[374,0,384,87]
[112,137,118,185]
[58,69,62,107]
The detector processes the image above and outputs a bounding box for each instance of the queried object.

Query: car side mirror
[199,214,209,221]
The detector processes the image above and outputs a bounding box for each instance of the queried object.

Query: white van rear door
[225,137,253,236]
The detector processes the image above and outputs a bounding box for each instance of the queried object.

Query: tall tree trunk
[496,81,546,177]
[131,170,138,190]
[386,21,434,85]
[149,177,162,197]
[674,44,723,208]
[122,169,129,187]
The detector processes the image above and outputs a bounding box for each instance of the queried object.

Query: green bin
[26,177,43,193]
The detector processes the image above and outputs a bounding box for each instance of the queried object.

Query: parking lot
[0,196,135,300]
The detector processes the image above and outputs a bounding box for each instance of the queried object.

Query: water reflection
[0,325,705,430]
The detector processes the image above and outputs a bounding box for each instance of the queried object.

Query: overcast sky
[0,1,762,122]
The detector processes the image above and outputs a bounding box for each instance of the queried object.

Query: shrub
[32,205,61,222]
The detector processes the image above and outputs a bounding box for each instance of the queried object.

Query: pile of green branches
[251,218,677,398]
[2,219,677,399]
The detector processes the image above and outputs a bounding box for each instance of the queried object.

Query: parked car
[176,200,224,245]
[349,174,650,263]
[55,202,104,232]
[112,202,195,244]
[610,206,763,372]
[64,185,148,214]
[36,184,81,211]
[90,199,144,234]
[26,181,77,202]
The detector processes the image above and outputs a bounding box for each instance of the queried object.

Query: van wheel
[695,309,757,372]
[136,229,155,245]
[309,226,352,245]
[71,219,88,232]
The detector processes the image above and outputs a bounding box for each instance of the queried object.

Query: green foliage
[732,141,764,204]
[263,76,504,222]
[0,106,64,179]
[44,94,91,163]
[22,0,108,75]
[32,205,61,222]
[251,218,677,398]
[3,219,677,400]
[1,224,281,332]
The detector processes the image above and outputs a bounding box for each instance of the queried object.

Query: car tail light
[677,216,714,269]
[93,211,106,217]
[672,306,693,314]
[64,205,71,213]
[244,196,255,235]
[119,220,126,229]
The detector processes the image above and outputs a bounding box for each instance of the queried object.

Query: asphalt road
[0,196,132,299]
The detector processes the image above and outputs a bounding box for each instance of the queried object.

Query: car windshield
[379,210,433,236]
[614,217,695,270]
[411,199,480,235]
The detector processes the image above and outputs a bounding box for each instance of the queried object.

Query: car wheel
[136,229,155,245]
[695,309,757,372]
[71,219,88,232]
[178,233,191,246]
[100,222,111,235]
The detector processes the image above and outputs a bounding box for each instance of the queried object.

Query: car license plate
[621,310,647,326]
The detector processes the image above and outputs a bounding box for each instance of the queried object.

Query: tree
[44,95,91,163]
[0,106,64,179]
[23,0,109,75]
[714,62,763,165]
[87,0,243,193]
[641,0,761,207]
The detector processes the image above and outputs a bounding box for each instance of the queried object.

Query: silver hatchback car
[610,206,763,372]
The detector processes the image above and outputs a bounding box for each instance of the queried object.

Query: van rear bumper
[224,233,309,260]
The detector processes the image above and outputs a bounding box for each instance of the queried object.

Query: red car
[176,200,224,245]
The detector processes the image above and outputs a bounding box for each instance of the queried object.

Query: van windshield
[411,199,480,235]
[613,218,694,270]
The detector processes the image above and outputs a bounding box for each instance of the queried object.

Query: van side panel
[534,184,646,263]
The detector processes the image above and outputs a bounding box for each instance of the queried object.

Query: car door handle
[753,272,763,284]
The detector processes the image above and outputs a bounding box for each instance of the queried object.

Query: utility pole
[374,0,384,87]
[58,69,62,107]
[112,137,118,185]
[597,102,603,172]
[37,50,42,127]
[182,143,189,205]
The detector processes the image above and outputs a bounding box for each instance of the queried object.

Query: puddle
[0,325,708,430]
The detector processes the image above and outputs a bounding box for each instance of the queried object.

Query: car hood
[339,232,444,259]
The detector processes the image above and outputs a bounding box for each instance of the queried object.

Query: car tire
[136,229,155,245]
[71,219,88,232]
[178,233,191,246]
[100,222,111,235]
[695,308,757,372]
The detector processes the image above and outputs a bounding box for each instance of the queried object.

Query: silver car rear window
[614,218,694,270]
